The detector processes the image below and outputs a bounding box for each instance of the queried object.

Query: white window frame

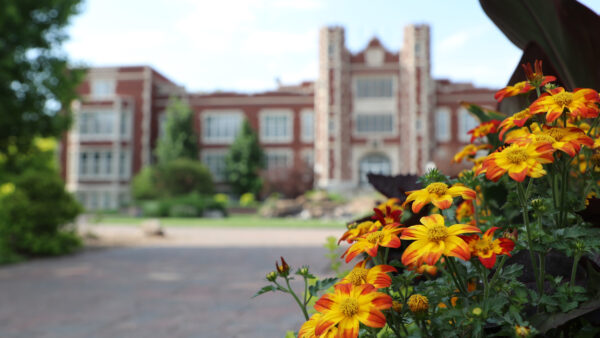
[201,110,244,144]
[118,150,131,179]
[90,78,115,98]
[435,107,451,142]
[77,109,117,140]
[78,147,115,180]
[354,113,395,135]
[354,76,394,99]
[201,149,228,182]
[265,148,293,170]
[458,107,479,143]
[259,109,293,144]
[300,109,314,143]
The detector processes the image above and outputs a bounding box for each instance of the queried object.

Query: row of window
[78,110,130,137]
[201,110,314,144]
[75,189,129,210]
[435,107,479,143]
[79,150,130,178]
[202,150,313,182]
[355,78,394,98]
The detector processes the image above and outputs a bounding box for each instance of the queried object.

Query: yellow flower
[404,182,476,213]
[0,183,15,196]
[529,87,600,123]
[472,307,482,316]
[341,224,403,263]
[339,260,397,289]
[298,313,338,338]
[453,144,491,163]
[401,214,480,266]
[515,324,531,337]
[407,294,429,313]
[338,220,381,244]
[479,142,554,182]
[314,283,392,338]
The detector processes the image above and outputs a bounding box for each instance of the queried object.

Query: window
[355,114,394,133]
[119,151,130,178]
[203,112,243,143]
[78,110,116,137]
[158,113,167,139]
[266,151,291,170]
[91,79,115,98]
[79,153,88,175]
[355,77,393,98]
[458,108,479,142]
[120,111,130,136]
[105,152,112,174]
[260,110,292,143]
[435,107,451,142]
[301,149,314,168]
[202,152,227,182]
[92,152,101,175]
[301,110,314,142]
[359,154,391,184]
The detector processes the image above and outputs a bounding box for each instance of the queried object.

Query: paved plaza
[0,227,347,338]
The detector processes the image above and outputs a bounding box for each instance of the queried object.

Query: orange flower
[401,214,481,266]
[404,182,476,213]
[341,224,403,263]
[507,126,594,157]
[372,203,403,226]
[494,81,534,102]
[461,227,515,269]
[453,144,492,163]
[298,313,338,338]
[338,220,381,244]
[529,87,600,123]
[339,260,397,288]
[522,60,556,86]
[498,108,533,140]
[467,120,500,143]
[456,200,474,223]
[478,142,554,182]
[314,283,392,338]
[407,261,438,276]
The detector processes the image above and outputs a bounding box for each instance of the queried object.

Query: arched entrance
[359,153,391,185]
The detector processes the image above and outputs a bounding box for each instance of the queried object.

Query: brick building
[61,24,497,210]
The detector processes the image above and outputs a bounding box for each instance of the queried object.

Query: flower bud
[407,294,429,314]
[266,271,277,282]
[515,325,531,337]
[276,256,290,277]
[392,301,403,313]
[472,307,482,316]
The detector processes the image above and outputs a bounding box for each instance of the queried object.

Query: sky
[64,0,600,93]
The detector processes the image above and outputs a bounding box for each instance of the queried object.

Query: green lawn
[92,214,346,228]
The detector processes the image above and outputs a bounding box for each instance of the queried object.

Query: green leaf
[252,285,277,298]
[308,277,338,297]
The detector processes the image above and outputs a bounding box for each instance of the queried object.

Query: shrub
[0,168,82,261]
[131,166,160,200]
[239,192,256,207]
[225,120,265,196]
[155,159,215,197]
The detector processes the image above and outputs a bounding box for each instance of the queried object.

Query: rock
[141,219,164,237]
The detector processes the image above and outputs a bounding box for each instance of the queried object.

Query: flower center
[340,298,359,317]
[534,133,556,144]
[427,224,449,241]
[546,128,567,141]
[514,109,530,120]
[426,182,448,195]
[347,268,368,286]
[366,231,384,244]
[553,91,573,107]
[505,148,528,164]
[474,239,493,256]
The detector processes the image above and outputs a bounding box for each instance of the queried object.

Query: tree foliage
[154,97,199,164]
[225,120,265,196]
[0,0,84,163]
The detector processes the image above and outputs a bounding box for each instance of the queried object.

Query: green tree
[155,97,199,164]
[225,120,265,196]
[0,0,84,164]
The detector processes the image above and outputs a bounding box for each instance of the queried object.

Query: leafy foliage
[224,120,265,196]
[154,97,199,164]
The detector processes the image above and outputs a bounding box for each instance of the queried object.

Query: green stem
[570,253,582,289]
[285,276,309,320]
[303,275,309,306]
[517,181,542,298]
[384,247,390,265]
[488,255,508,287]
[445,256,468,296]
[536,213,546,289]
[559,157,569,228]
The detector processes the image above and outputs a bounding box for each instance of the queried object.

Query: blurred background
[0,1,599,337]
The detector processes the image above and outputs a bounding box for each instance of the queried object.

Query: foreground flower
[338,220,381,244]
[462,227,515,269]
[401,214,481,266]
[407,294,429,314]
[339,260,397,288]
[507,126,594,157]
[498,108,532,140]
[404,182,476,213]
[315,283,392,338]
[298,313,338,338]
[494,81,534,102]
[529,87,600,123]
[342,224,403,263]
[372,203,403,225]
[479,142,554,182]
[467,120,500,143]
[453,144,492,163]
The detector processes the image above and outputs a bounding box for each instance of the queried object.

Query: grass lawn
[92,213,346,228]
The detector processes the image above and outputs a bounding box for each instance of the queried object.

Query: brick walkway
[0,227,348,338]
